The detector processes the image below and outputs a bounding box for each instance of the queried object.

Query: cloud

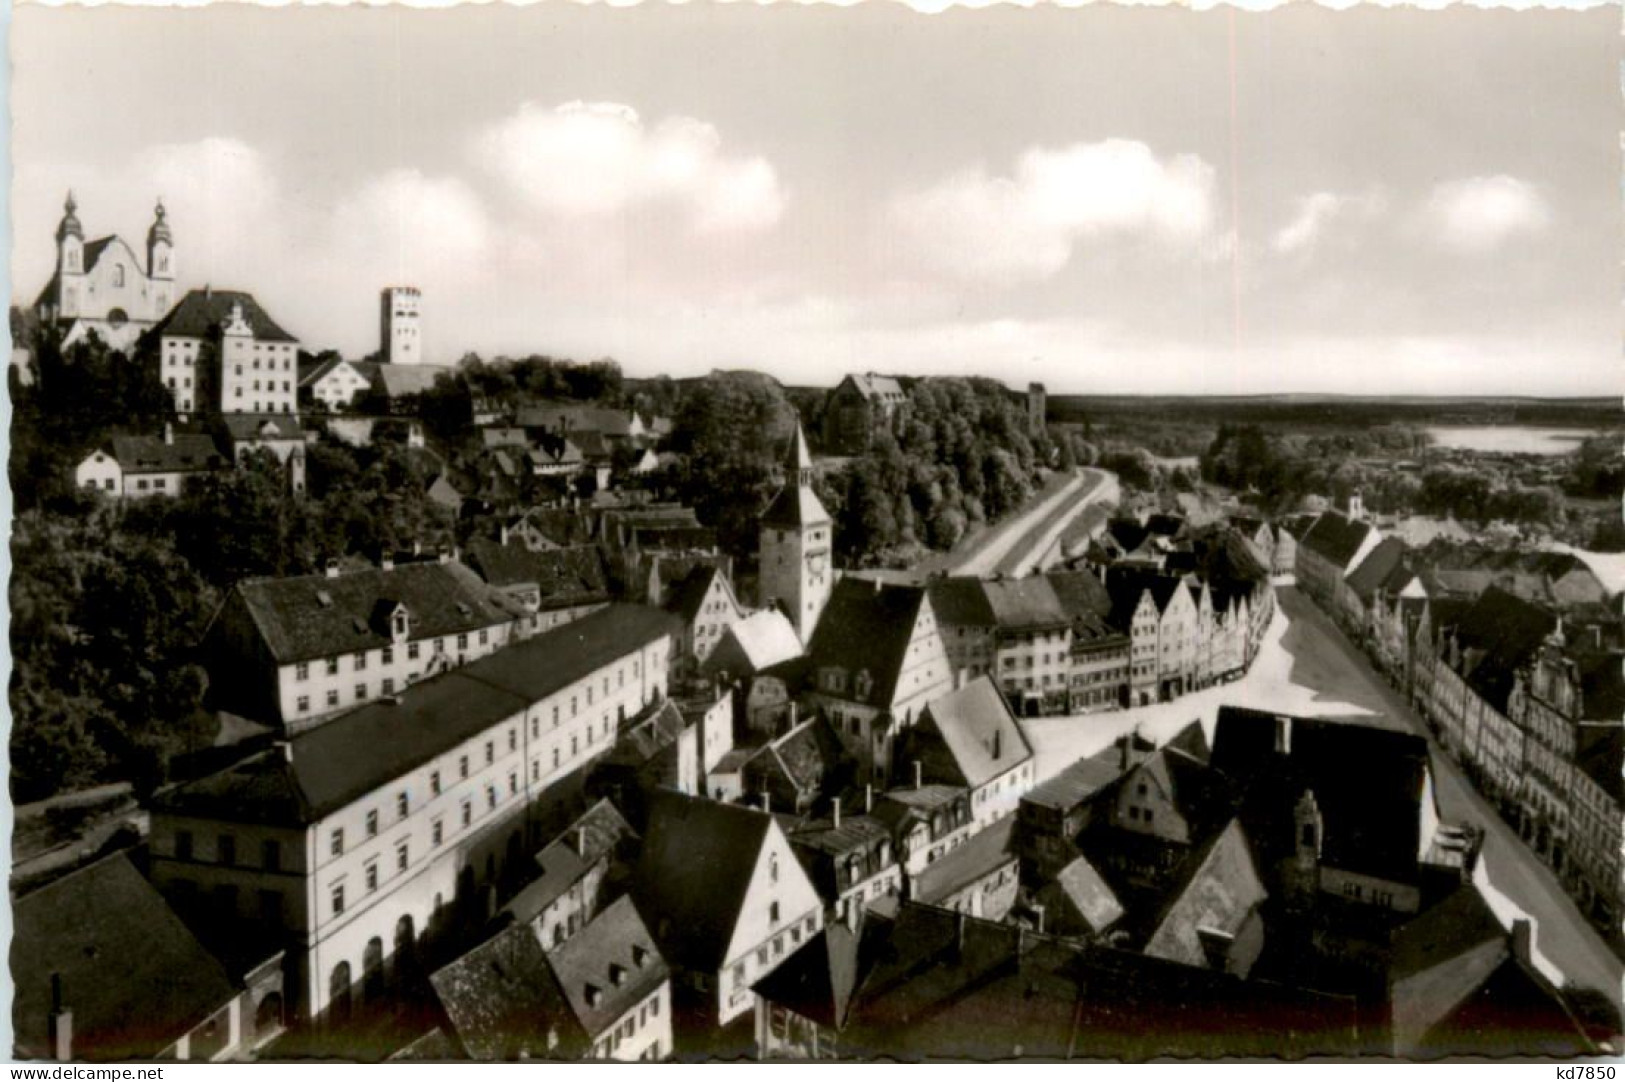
[325,168,492,280]
[1271,188,1387,255]
[473,101,785,232]
[1425,175,1551,253]
[891,139,1218,285]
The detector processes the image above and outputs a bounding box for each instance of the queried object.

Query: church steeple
[56,191,83,243]
[784,420,815,488]
[147,198,175,282]
[759,420,833,644]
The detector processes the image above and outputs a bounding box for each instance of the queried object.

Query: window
[487,785,497,810]
[354,652,367,671]
[770,901,780,924]
[458,633,469,650]
[459,755,469,779]
[397,791,409,818]
[382,678,395,696]
[218,834,237,865]
[297,695,310,713]
[330,829,344,856]
[366,810,379,838]
[509,771,518,795]
[397,842,409,873]
[332,884,345,916]
[508,729,517,752]
[770,854,779,884]
[262,839,280,871]
[552,705,560,727]
[431,818,444,847]
[479,629,489,646]
[430,771,441,796]
[382,647,394,665]
[587,686,594,706]
[485,741,495,766]
[365,863,378,893]
[408,642,420,661]
[326,658,340,676]
[461,801,472,827]
[553,748,561,768]
[176,830,194,860]
[295,662,310,681]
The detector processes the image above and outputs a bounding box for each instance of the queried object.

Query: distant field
[1048,394,1622,429]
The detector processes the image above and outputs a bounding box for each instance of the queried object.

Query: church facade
[33,192,177,354]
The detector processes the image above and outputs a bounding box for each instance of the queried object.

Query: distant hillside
[1048,394,1622,429]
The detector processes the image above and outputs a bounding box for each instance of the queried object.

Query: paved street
[1020,583,1623,1001]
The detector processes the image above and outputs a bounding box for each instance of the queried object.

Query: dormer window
[854,670,874,701]
[391,606,410,643]
[631,945,648,969]
[609,963,625,987]
[584,984,601,1008]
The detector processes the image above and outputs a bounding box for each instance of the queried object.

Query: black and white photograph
[5,0,1622,1064]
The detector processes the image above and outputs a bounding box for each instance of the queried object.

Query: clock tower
[758,421,833,644]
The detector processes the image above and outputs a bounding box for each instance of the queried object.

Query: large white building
[380,286,423,366]
[151,288,301,416]
[32,193,177,353]
[148,603,680,1026]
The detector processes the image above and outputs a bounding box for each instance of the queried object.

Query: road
[948,467,1112,578]
[1020,583,1622,1001]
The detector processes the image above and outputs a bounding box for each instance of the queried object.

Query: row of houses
[1294,507,1624,935]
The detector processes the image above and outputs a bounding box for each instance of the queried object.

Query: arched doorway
[362,937,385,1003]
[255,992,284,1037]
[329,962,352,1025]
[393,915,417,986]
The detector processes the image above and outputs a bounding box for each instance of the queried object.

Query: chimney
[1274,715,1292,755]
[1510,918,1532,962]
[576,826,588,857]
[500,522,510,546]
[48,974,72,1062]
[954,910,967,959]
[324,558,341,579]
[833,796,842,830]
[763,792,772,816]
[163,422,174,446]
[913,760,924,790]
[788,702,798,730]
[874,577,883,594]
[865,783,873,814]
[381,554,394,572]
[1031,902,1046,935]
[1119,734,1131,773]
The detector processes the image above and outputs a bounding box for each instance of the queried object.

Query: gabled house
[740,715,850,816]
[299,357,373,412]
[901,676,1036,829]
[1140,818,1268,978]
[429,895,672,1061]
[803,579,953,785]
[463,540,612,636]
[821,372,906,454]
[75,424,225,499]
[502,799,636,950]
[12,852,282,1063]
[632,792,824,1027]
[788,801,902,925]
[1388,885,1598,1058]
[1340,536,1409,640]
[1296,511,1382,614]
[661,564,744,675]
[1104,568,1200,705]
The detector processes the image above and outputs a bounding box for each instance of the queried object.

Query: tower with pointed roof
[147,199,175,286]
[759,422,833,644]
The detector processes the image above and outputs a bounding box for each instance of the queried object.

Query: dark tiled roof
[1044,569,1115,622]
[633,791,776,972]
[913,816,1017,904]
[1211,707,1429,887]
[1103,567,1187,627]
[661,565,725,624]
[515,403,637,437]
[1575,722,1623,801]
[925,578,995,627]
[226,560,520,665]
[150,289,297,343]
[1345,537,1410,602]
[464,541,610,609]
[751,923,864,1030]
[1299,511,1375,569]
[503,799,635,925]
[160,604,680,823]
[374,364,453,398]
[1579,653,1625,725]
[981,577,1071,631]
[220,413,307,443]
[107,432,223,475]
[429,922,576,1059]
[12,854,238,1061]
[1022,746,1126,812]
[1452,587,1560,714]
[547,896,669,1039]
[761,482,832,529]
[1143,818,1266,969]
[805,578,931,707]
[751,717,845,797]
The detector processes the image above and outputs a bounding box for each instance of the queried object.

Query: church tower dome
[147,199,172,246]
[56,191,83,243]
[147,198,176,288]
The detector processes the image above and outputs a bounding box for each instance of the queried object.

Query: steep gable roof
[1452,586,1560,714]
[1299,511,1375,570]
[503,799,636,925]
[429,922,577,1059]
[1143,818,1267,971]
[1345,537,1410,602]
[546,896,669,1040]
[661,564,728,624]
[751,923,865,1031]
[805,578,933,706]
[925,577,995,628]
[980,576,1070,631]
[464,540,610,609]
[633,791,775,972]
[106,432,223,475]
[1047,854,1126,934]
[916,676,1033,788]
[704,608,803,678]
[12,853,239,1061]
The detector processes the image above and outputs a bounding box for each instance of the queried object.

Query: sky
[11,4,1617,396]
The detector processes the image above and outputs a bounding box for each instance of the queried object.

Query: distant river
[1424,426,1599,455]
